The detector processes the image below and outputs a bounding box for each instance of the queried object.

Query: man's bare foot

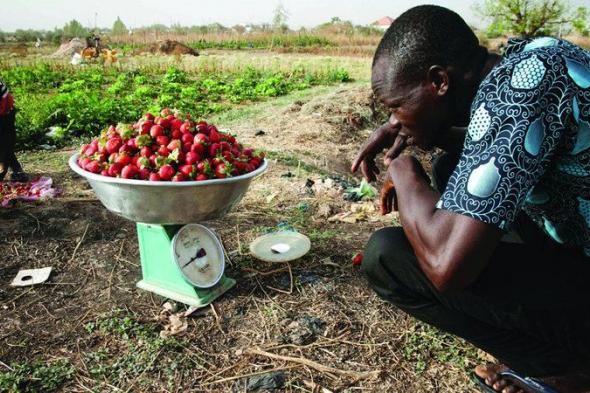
[475,363,590,393]
[476,364,526,393]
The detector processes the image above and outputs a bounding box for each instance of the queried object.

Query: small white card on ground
[10,267,53,287]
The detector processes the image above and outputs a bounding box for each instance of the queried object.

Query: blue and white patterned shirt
[438,37,590,255]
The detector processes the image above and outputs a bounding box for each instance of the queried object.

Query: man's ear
[427,65,450,96]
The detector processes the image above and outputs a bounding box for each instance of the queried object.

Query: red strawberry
[182,133,194,144]
[144,112,155,121]
[191,143,205,155]
[214,163,231,178]
[197,160,211,174]
[196,173,208,181]
[80,144,90,155]
[171,130,182,140]
[126,138,138,149]
[197,121,208,134]
[156,135,169,146]
[139,168,150,180]
[180,122,193,134]
[116,153,132,166]
[159,164,175,180]
[84,145,97,156]
[234,161,247,172]
[167,139,181,151]
[243,148,254,157]
[150,125,164,138]
[209,143,221,157]
[121,164,139,179]
[149,172,161,181]
[157,146,170,157]
[179,164,195,178]
[160,108,172,117]
[170,118,183,132]
[172,173,186,182]
[158,116,171,129]
[86,160,101,173]
[140,146,152,157]
[140,121,153,135]
[185,151,200,165]
[78,157,91,169]
[101,169,110,177]
[352,253,363,266]
[108,163,123,177]
[209,129,220,143]
[105,138,123,154]
[119,144,133,154]
[182,142,192,153]
[194,133,209,144]
[220,141,230,151]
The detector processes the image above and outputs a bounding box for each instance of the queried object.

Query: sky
[2,0,588,32]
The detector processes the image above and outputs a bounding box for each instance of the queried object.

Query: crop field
[0,43,489,393]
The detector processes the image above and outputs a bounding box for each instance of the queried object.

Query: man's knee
[361,227,438,308]
[361,227,417,290]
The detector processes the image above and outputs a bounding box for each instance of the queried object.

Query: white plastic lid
[171,224,225,288]
[249,231,311,263]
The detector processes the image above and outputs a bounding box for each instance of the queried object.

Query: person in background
[353,5,590,393]
[0,79,27,182]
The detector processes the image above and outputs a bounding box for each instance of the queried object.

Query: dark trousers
[0,110,23,179]
[361,153,590,376]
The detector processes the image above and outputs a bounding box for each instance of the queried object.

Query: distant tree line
[0,13,384,44]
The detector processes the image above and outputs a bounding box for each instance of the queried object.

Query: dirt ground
[0,85,485,392]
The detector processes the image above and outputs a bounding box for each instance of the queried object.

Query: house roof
[372,16,394,27]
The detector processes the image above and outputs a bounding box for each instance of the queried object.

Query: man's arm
[386,155,502,293]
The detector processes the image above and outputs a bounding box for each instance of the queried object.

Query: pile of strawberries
[76,109,265,181]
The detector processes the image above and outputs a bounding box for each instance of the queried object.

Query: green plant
[403,322,479,374]
[0,359,75,393]
[1,62,352,148]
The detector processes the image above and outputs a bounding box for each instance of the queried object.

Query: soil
[0,85,481,392]
[137,40,199,56]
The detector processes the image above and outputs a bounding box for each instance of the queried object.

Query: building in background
[371,16,394,30]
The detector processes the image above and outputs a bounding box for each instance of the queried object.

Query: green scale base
[135,223,235,308]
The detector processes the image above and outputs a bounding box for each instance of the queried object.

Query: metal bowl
[69,153,267,224]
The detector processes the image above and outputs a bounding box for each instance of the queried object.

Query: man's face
[372,63,453,150]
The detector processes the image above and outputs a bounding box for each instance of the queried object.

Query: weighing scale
[136,223,235,308]
[69,154,268,308]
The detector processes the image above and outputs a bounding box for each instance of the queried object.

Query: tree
[572,6,589,36]
[272,2,289,32]
[112,16,127,35]
[475,0,588,37]
[62,19,87,39]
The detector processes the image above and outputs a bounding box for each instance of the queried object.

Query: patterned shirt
[438,37,590,256]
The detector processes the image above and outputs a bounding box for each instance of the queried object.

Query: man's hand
[381,156,431,215]
[380,174,397,215]
[351,117,406,182]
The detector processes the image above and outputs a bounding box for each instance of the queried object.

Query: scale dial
[172,224,225,288]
